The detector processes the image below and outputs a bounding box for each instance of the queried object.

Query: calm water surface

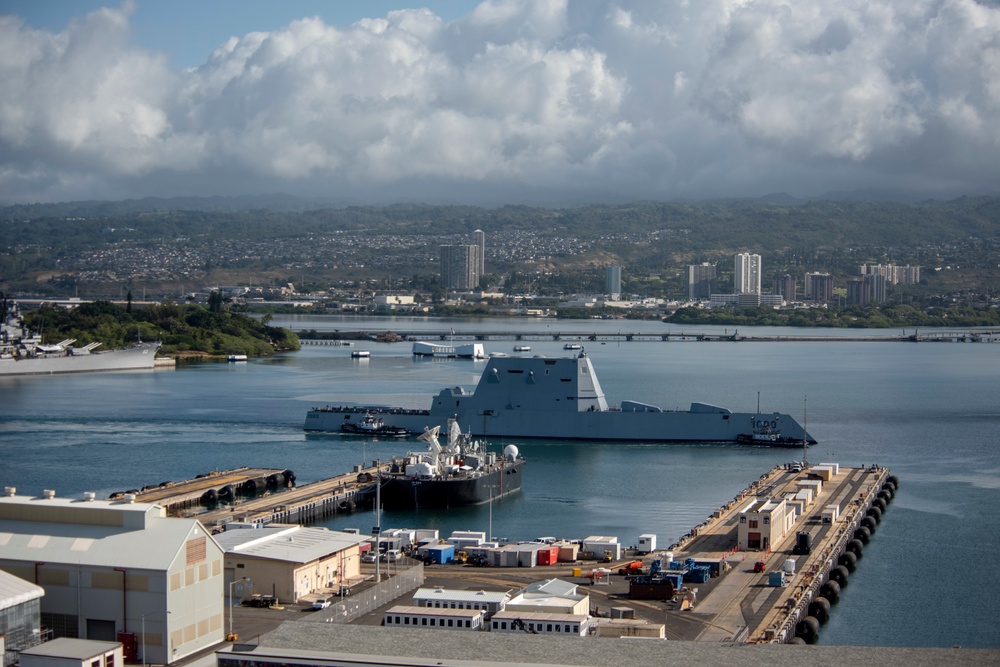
[2,316,998,648]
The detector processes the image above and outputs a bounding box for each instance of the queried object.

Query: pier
[129,465,379,530]
[666,463,893,644]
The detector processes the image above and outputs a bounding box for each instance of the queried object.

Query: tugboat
[340,413,410,437]
[736,419,804,447]
[379,419,525,509]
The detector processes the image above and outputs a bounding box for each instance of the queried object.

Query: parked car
[380,548,403,562]
[311,597,331,610]
[361,551,377,563]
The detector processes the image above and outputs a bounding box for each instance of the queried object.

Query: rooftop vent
[4,486,15,497]
[83,492,96,502]
[122,493,136,504]
[42,489,56,499]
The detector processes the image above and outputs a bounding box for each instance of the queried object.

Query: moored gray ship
[305,351,816,446]
[1,299,160,376]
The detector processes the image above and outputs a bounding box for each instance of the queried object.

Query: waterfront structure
[737,497,795,551]
[860,263,920,285]
[605,265,621,300]
[0,492,223,664]
[804,272,834,302]
[734,253,761,295]
[213,524,366,603]
[773,274,796,301]
[846,275,887,306]
[687,263,716,300]
[0,570,45,666]
[439,245,481,290]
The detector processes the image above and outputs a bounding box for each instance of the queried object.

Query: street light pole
[228,577,249,641]
[141,610,170,667]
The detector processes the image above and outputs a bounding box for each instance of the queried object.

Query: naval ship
[1,299,160,376]
[379,419,525,510]
[305,351,816,446]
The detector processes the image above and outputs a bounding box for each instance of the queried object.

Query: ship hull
[378,460,525,510]
[305,355,816,445]
[0,342,160,376]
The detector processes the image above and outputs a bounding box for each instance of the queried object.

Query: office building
[473,230,485,275]
[687,263,716,300]
[846,275,887,306]
[734,254,761,295]
[804,273,834,302]
[606,265,622,299]
[440,245,481,290]
[860,263,920,285]
[773,274,796,301]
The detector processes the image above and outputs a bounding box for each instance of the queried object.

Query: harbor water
[1,316,998,648]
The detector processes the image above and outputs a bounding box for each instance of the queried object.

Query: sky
[1,0,998,206]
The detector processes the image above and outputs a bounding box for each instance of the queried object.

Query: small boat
[227,354,248,362]
[340,414,410,437]
[563,343,582,350]
[351,350,371,358]
[736,421,805,448]
[513,345,531,352]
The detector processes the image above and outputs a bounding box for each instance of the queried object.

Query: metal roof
[19,638,120,660]
[0,495,217,570]
[0,568,44,609]
[412,588,510,604]
[214,525,364,564]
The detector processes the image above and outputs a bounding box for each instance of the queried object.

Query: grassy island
[24,301,300,358]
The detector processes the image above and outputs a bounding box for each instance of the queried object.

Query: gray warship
[1,299,160,376]
[305,351,816,446]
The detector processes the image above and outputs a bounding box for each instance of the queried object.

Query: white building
[0,492,223,664]
[737,498,796,551]
[505,579,589,617]
[411,587,510,619]
[383,606,485,631]
[489,611,589,637]
[734,253,762,295]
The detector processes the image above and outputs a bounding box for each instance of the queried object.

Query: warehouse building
[0,491,223,664]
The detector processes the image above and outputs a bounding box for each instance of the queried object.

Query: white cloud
[0,0,998,203]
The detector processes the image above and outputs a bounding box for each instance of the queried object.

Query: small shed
[421,544,455,564]
[637,534,657,554]
[821,504,840,524]
[19,639,122,667]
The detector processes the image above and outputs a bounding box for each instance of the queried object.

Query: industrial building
[214,524,365,603]
[0,491,223,665]
[0,569,45,666]
[737,497,796,551]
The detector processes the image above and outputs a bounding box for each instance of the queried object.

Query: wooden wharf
[132,465,380,530]
[123,467,284,509]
